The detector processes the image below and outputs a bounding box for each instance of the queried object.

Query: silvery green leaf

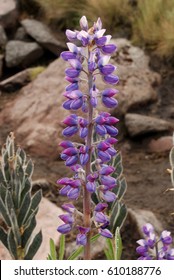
[18,192,31,227]
[20,178,32,200]
[17,148,26,165]
[117,177,127,200]
[0,197,11,226]
[114,227,122,260]
[110,202,120,232]
[10,208,21,246]
[0,226,8,249]
[22,216,36,249]
[113,204,127,231]
[59,235,65,260]
[25,159,34,178]
[5,191,14,215]
[0,183,7,202]
[105,238,114,260]
[169,146,174,167]
[23,190,42,226]
[7,229,17,259]
[24,230,42,260]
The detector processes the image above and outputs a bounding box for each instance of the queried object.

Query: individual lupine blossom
[136,223,174,260]
[57,16,119,246]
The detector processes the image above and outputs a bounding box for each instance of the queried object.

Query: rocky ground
[0,1,174,260]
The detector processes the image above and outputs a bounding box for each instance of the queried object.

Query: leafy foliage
[0,133,42,259]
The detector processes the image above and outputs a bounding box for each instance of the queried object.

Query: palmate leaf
[24,230,42,260]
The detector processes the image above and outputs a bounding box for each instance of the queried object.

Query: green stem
[83,73,93,260]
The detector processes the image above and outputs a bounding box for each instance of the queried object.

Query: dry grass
[133,0,174,56]
[21,0,174,57]
[84,0,133,32]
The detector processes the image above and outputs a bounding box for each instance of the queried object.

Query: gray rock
[128,208,163,236]
[0,25,7,48]
[0,0,18,28]
[21,19,65,55]
[14,26,31,42]
[111,38,160,115]
[148,136,173,153]
[5,40,44,68]
[125,113,174,137]
[0,54,3,78]
[0,68,31,91]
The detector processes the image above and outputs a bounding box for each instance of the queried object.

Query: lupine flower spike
[57,16,119,260]
[136,223,174,260]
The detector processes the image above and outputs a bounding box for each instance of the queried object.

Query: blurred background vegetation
[18,0,174,58]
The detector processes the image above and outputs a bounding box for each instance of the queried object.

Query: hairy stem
[83,72,93,260]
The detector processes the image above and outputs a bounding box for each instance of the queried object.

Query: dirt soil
[0,56,174,260]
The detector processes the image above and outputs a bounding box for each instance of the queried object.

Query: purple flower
[142,223,154,236]
[101,175,116,187]
[65,68,80,78]
[103,74,119,85]
[61,51,76,61]
[166,249,174,260]
[76,226,90,246]
[80,16,88,31]
[101,191,116,202]
[59,214,74,224]
[100,165,115,175]
[136,239,148,256]
[94,203,108,212]
[61,203,75,213]
[86,181,96,193]
[58,178,81,200]
[102,44,117,54]
[66,29,77,41]
[57,224,72,234]
[58,16,120,248]
[79,146,89,165]
[161,230,173,245]
[95,212,109,224]
[99,64,116,75]
[99,228,113,238]
[60,141,74,148]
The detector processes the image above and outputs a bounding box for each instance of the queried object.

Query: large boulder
[111,39,160,115]
[21,19,66,55]
[5,40,44,68]
[125,113,174,137]
[0,0,18,28]
[0,39,161,159]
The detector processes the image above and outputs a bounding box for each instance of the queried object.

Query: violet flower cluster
[57,16,119,247]
[136,223,174,260]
